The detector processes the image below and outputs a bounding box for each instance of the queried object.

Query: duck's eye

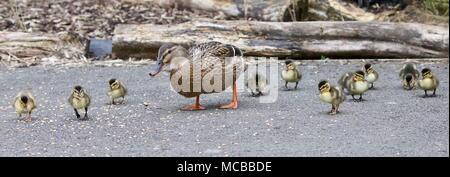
[167,50,172,54]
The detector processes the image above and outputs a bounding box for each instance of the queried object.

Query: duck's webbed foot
[219,82,238,109]
[182,104,206,111]
[219,101,238,109]
[182,96,206,111]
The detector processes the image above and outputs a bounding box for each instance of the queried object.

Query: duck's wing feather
[189,41,243,77]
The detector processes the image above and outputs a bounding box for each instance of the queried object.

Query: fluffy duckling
[339,70,369,102]
[281,60,301,89]
[399,63,420,90]
[318,80,345,115]
[246,72,268,97]
[108,78,127,104]
[363,63,378,89]
[68,86,90,120]
[13,91,36,122]
[418,68,439,97]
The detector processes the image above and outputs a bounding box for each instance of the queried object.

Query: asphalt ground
[0,59,448,156]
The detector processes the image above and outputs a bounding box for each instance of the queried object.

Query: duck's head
[109,79,120,89]
[285,60,296,70]
[421,68,433,78]
[19,96,28,106]
[73,85,86,99]
[364,63,375,74]
[149,43,188,76]
[318,80,330,93]
[405,74,413,83]
[354,70,365,81]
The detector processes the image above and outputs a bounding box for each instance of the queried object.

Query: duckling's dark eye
[167,50,172,54]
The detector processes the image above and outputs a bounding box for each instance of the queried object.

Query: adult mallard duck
[149,41,244,111]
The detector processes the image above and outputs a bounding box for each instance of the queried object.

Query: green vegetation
[421,0,449,16]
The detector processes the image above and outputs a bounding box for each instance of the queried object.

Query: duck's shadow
[280,87,301,92]
[417,94,440,98]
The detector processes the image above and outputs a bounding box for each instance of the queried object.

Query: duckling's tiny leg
[27,113,32,122]
[257,91,263,96]
[220,82,238,109]
[433,89,436,96]
[83,107,89,120]
[351,94,356,101]
[74,109,81,119]
[359,95,363,102]
[370,83,374,89]
[295,82,298,90]
[182,96,206,111]
[336,104,340,113]
[329,105,336,115]
[285,82,288,89]
[424,90,428,97]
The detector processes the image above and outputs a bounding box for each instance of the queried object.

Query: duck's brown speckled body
[149,41,244,110]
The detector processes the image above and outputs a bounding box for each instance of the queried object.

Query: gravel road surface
[0,60,448,156]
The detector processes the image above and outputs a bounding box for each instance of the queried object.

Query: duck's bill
[149,61,163,76]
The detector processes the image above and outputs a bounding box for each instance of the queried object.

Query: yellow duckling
[418,68,439,97]
[399,63,420,90]
[339,70,369,102]
[246,72,268,97]
[108,78,127,104]
[318,80,345,115]
[148,42,244,111]
[363,63,378,89]
[68,86,91,120]
[13,91,36,122]
[281,60,301,90]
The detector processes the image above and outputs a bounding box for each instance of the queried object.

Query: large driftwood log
[112,19,449,59]
[0,31,85,63]
[0,32,59,58]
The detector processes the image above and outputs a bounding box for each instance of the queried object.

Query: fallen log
[0,31,85,63]
[112,19,449,59]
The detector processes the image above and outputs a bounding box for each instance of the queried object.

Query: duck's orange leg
[220,81,238,109]
[182,96,206,111]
